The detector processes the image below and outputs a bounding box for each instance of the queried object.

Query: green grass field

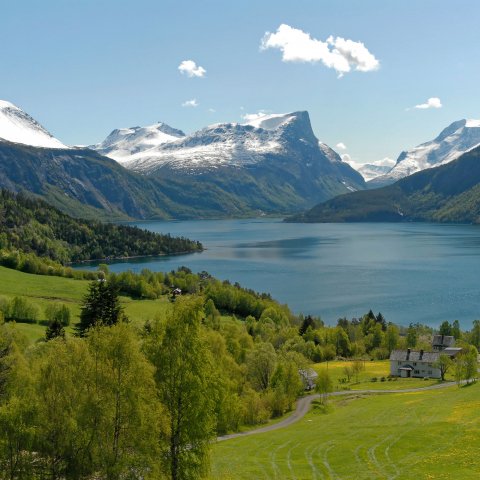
[211,382,480,479]
[312,360,449,391]
[0,266,171,342]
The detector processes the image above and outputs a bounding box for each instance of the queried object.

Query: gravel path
[217,381,458,442]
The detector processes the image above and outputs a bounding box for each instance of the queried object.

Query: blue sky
[2,0,480,165]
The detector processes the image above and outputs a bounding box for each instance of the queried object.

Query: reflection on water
[80,219,480,328]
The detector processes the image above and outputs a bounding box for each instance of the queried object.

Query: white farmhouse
[390,349,442,378]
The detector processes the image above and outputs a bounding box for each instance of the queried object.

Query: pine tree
[45,318,65,341]
[76,280,124,336]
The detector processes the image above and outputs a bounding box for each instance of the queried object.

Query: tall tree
[246,342,277,391]
[86,324,163,480]
[76,280,124,336]
[406,323,417,348]
[315,369,333,405]
[146,297,216,480]
[439,320,452,336]
[434,354,453,381]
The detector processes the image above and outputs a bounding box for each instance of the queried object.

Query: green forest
[0,189,202,265]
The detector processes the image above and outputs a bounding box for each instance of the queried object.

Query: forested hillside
[288,146,480,223]
[0,189,202,264]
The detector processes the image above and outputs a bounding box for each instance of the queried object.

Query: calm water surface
[85,219,480,327]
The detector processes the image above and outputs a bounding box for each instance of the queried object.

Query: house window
[414,370,420,374]
[413,362,417,366]
[398,361,401,365]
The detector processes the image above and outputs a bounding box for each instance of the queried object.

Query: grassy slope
[313,360,446,390]
[211,382,480,479]
[0,266,171,341]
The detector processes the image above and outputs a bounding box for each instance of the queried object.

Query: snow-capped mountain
[94,111,358,178]
[92,112,301,171]
[90,123,185,164]
[0,100,68,149]
[369,119,480,187]
[342,157,396,182]
[91,110,365,211]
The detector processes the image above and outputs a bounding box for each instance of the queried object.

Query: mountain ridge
[368,119,480,187]
[287,145,480,224]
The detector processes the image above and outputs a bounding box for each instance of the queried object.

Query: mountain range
[288,144,480,224]
[367,119,480,187]
[0,101,365,219]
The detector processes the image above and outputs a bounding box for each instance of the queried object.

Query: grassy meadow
[211,382,480,479]
[312,360,449,391]
[0,266,171,341]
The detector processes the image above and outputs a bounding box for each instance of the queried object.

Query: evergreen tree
[439,320,452,336]
[406,323,417,348]
[76,280,124,336]
[45,318,65,341]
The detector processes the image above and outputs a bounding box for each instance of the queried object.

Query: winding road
[217,381,459,442]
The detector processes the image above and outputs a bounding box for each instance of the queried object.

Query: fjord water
[96,219,480,327]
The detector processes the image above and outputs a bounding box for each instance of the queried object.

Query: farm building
[390,345,462,379]
[299,368,318,390]
[389,349,442,378]
[432,335,455,351]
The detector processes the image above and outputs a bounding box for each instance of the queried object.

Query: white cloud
[371,157,396,167]
[261,24,379,77]
[178,60,206,78]
[414,97,442,109]
[208,108,216,113]
[241,110,268,122]
[336,142,347,150]
[182,99,199,108]
[341,153,354,164]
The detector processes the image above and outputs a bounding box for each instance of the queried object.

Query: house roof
[389,350,440,363]
[443,347,462,357]
[299,368,318,379]
[432,335,455,348]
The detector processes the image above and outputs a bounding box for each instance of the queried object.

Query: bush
[45,303,71,326]
[7,297,39,323]
[371,377,378,382]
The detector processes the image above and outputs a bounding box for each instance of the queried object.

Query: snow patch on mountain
[123,122,285,172]
[342,156,395,181]
[0,100,68,149]
[242,112,294,131]
[91,123,185,164]
[370,119,480,186]
[93,112,314,173]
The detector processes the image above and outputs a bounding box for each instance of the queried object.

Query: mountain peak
[241,111,303,131]
[91,121,185,163]
[0,99,68,149]
[368,118,480,187]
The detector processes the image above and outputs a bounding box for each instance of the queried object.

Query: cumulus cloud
[372,157,396,167]
[336,142,347,150]
[241,110,268,122]
[178,60,206,78]
[261,24,379,76]
[414,97,442,109]
[182,99,199,107]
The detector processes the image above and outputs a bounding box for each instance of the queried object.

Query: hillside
[0,139,257,220]
[0,189,202,263]
[288,146,480,223]
[212,382,480,479]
